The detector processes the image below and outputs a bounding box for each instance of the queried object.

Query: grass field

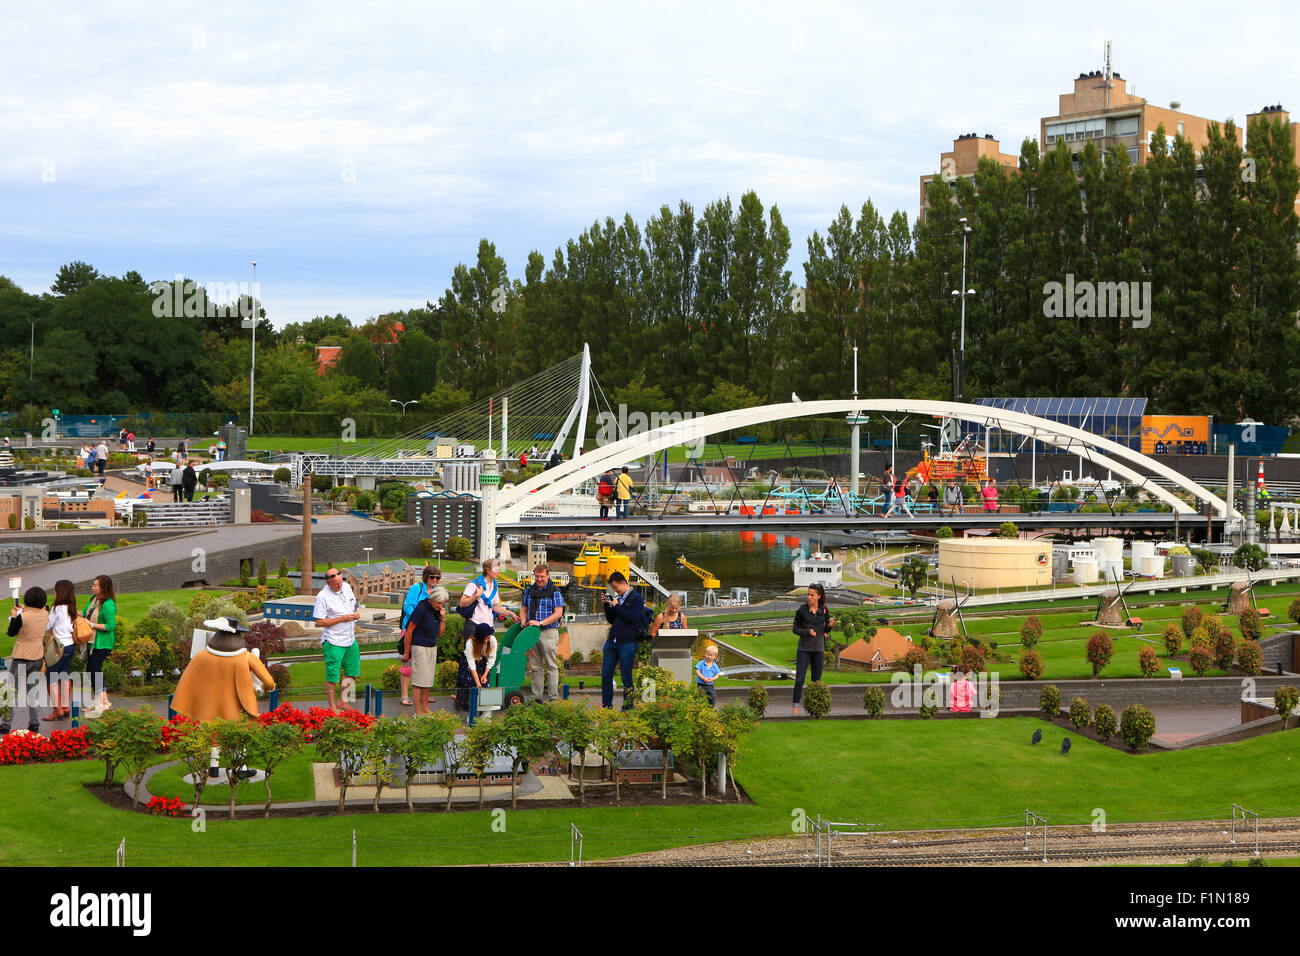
[3,717,1298,866]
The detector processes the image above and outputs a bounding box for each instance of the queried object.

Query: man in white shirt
[313,567,362,711]
[457,558,518,642]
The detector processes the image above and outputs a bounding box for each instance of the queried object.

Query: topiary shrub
[1093,704,1117,741]
[1138,645,1160,678]
[257,558,268,585]
[446,536,472,562]
[1238,607,1262,642]
[1163,623,1183,656]
[1068,696,1091,730]
[1019,615,1042,649]
[1119,703,1156,751]
[863,686,885,718]
[5,514,16,530]
[997,521,1019,539]
[381,664,402,691]
[1181,606,1203,640]
[274,577,295,599]
[1189,643,1213,677]
[1274,686,1299,730]
[747,684,768,718]
[1236,640,1262,676]
[1085,631,1114,677]
[918,704,937,719]
[960,643,986,674]
[900,645,928,673]
[435,660,459,688]
[268,662,291,689]
[1202,614,1225,645]
[803,681,831,718]
[239,560,251,586]
[1039,684,1061,719]
[1018,650,1043,680]
[419,538,434,559]
[273,467,291,484]
[936,526,954,539]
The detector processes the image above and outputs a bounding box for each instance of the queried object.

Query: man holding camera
[600,571,646,710]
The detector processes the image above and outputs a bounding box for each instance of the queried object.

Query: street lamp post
[246,261,258,436]
[362,546,374,566]
[433,548,443,571]
[28,318,37,380]
[950,218,974,402]
[390,399,419,414]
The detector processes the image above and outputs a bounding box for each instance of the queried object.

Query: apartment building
[918,132,1019,222]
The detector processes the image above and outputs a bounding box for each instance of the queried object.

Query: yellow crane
[676,555,720,590]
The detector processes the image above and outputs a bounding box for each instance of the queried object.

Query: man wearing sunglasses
[313,567,362,711]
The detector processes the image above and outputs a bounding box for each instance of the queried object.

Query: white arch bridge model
[494,399,1226,524]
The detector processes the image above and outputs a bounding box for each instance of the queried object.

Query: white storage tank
[1074,557,1099,585]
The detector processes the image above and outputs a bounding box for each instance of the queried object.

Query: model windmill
[1095,567,1141,628]
[929,579,973,639]
[1223,565,1267,616]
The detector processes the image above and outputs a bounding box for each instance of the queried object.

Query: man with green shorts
[314,567,362,710]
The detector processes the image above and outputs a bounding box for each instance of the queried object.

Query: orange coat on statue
[171,646,276,721]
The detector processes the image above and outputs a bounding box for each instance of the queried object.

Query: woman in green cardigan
[85,574,117,715]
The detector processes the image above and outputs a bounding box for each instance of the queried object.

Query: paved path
[17,515,380,592]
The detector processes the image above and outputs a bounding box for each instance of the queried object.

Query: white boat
[793,551,843,588]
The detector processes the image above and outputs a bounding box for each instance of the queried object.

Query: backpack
[598,479,613,497]
[524,581,559,624]
[455,576,497,619]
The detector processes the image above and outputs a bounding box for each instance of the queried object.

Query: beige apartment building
[1245,103,1300,214]
[918,133,1019,222]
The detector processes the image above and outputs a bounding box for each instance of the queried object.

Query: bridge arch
[496,400,1224,523]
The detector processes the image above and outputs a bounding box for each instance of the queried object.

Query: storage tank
[1073,557,1099,585]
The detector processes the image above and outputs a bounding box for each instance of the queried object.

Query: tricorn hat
[203,616,250,634]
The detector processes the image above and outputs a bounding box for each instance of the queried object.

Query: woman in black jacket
[791,583,833,715]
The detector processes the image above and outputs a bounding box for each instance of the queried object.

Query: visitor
[401,585,448,716]
[85,575,118,716]
[126,430,136,453]
[519,450,528,470]
[881,465,896,516]
[600,570,646,710]
[949,669,975,712]
[456,622,497,711]
[178,437,188,459]
[95,439,108,477]
[217,437,227,462]
[169,459,185,502]
[118,428,126,451]
[546,450,562,470]
[650,592,688,635]
[522,564,565,702]
[399,566,443,706]
[892,473,914,517]
[313,567,362,711]
[695,644,721,707]
[47,579,79,720]
[981,479,1000,513]
[82,442,95,474]
[944,480,963,516]
[615,466,634,519]
[457,558,518,647]
[791,583,833,716]
[146,437,155,454]
[597,469,615,520]
[529,444,538,461]
[4,587,51,732]
[182,460,197,501]
[927,485,939,511]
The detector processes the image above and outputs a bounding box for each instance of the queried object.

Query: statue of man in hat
[172,616,276,722]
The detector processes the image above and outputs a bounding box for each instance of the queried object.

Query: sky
[2,0,1298,326]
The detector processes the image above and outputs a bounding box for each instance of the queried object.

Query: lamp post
[390,399,419,414]
[28,318,37,380]
[362,546,374,566]
[950,217,974,402]
[433,548,443,571]
[244,261,258,436]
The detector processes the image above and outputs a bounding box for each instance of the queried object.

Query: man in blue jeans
[600,571,646,710]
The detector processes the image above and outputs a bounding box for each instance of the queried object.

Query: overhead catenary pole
[249,261,257,436]
[299,471,313,596]
[849,344,861,501]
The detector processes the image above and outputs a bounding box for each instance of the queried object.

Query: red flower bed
[159,714,197,751]
[0,730,57,765]
[258,703,375,740]
[146,795,186,817]
[49,726,90,760]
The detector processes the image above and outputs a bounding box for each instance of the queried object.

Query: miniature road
[16,515,380,592]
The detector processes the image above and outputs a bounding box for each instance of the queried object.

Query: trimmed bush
[936,526,954,539]
[900,646,928,673]
[381,664,402,691]
[1068,696,1091,730]
[419,538,434,559]
[1018,650,1043,680]
[1163,623,1183,656]
[5,514,15,529]
[257,558,268,585]
[1213,630,1236,671]
[1236,640,1262,676]
[239,560,251,586]
[960,643,986,674]
[278,557,290,578]
[918,704,937,719]
[997,521,1019,539]
[274,577,295,599]
[1274,686,1299,729]
[446,537,472,562]
[273,467,291,483]
[1085,631,1114,677]
[435,660,459,688]
[802,681,831,718]
[1181,606,1203,640]
[566,651,584,666]
[1202,614,1225,644]
[1138,645,1160,678]
[268,662,291,689]
[1039,684,1061,719]
[863,687,885,718]
[747,684,767,718]
[1119,703,1156,751]
[1019,615,1042,649]
[1289,599,1300,627]
[1238,607,1262,642]
[1093,704,1117,741]
[1189,643,1213,677]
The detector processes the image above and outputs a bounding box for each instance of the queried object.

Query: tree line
[2,115,1296,429]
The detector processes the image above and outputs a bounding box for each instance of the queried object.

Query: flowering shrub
[1236,640,1262,676]
[1162,623,1183,656]
[0,730,56,765]
[49,726,91,760]
[1093,704,1117,741]
[1181,606,1203,641]
[145,795,187,817]
[1085,631,1114,677]
[1019,615,1042,648]
[1138,646,1160,678]
[1018,650,1043,680]
[257,704,374,741]
[159,714,197,751]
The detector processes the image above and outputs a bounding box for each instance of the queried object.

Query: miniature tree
[863,687,886,717]
[257,558,268,585]
[803,681,832,718]
[171,720,216,809]
[896,557,930,600]
[830,608,876,671]
[314,717,368,814]
[1019,615,1043,649]
[1039,684,1061,719]
[1274,686,1298,730]
[1019,650,1043,680]
[589,708,650,804]
[1093,704,1117,741]
[387,711,459,813]
[1068,697,1091,730]
[1138,645,1160,678]
[496,703,562,809]
[1163,623,1183,656]
[1238,607,1262,642]
[1236,640,1262,677]
[239,560,251,587]
[1181,606,1203,640]
[1189,643,1213,677]
[249,721,304,818]
[748,684,768,718]
[550,700,597,805]
[278,557,290,578]
[462,717,506,811]
[1085,631,1114,677]
[1119,703,1156,751]
[639,697,691,801]
[212,719,258,820]
[1213,631,1237,672]
[717,703,759,801]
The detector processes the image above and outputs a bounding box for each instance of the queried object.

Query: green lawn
[3,718,1298,866]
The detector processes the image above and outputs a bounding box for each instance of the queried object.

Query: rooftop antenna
[1094,39,1113,110]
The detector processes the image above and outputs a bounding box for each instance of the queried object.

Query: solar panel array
[960,397,1148,454]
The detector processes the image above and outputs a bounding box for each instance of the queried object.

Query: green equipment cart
[486,621,542,707]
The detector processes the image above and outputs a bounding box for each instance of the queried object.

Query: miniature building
[939,539,1052,589]
[793,552,843,588]
[839,627,914,670]
[614,749,674,785]
[343,560,416,601]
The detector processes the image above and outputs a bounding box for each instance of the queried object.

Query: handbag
[73,602,97,645]
[43,633,62,668]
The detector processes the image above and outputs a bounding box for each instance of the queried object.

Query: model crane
[676,555,721,606]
